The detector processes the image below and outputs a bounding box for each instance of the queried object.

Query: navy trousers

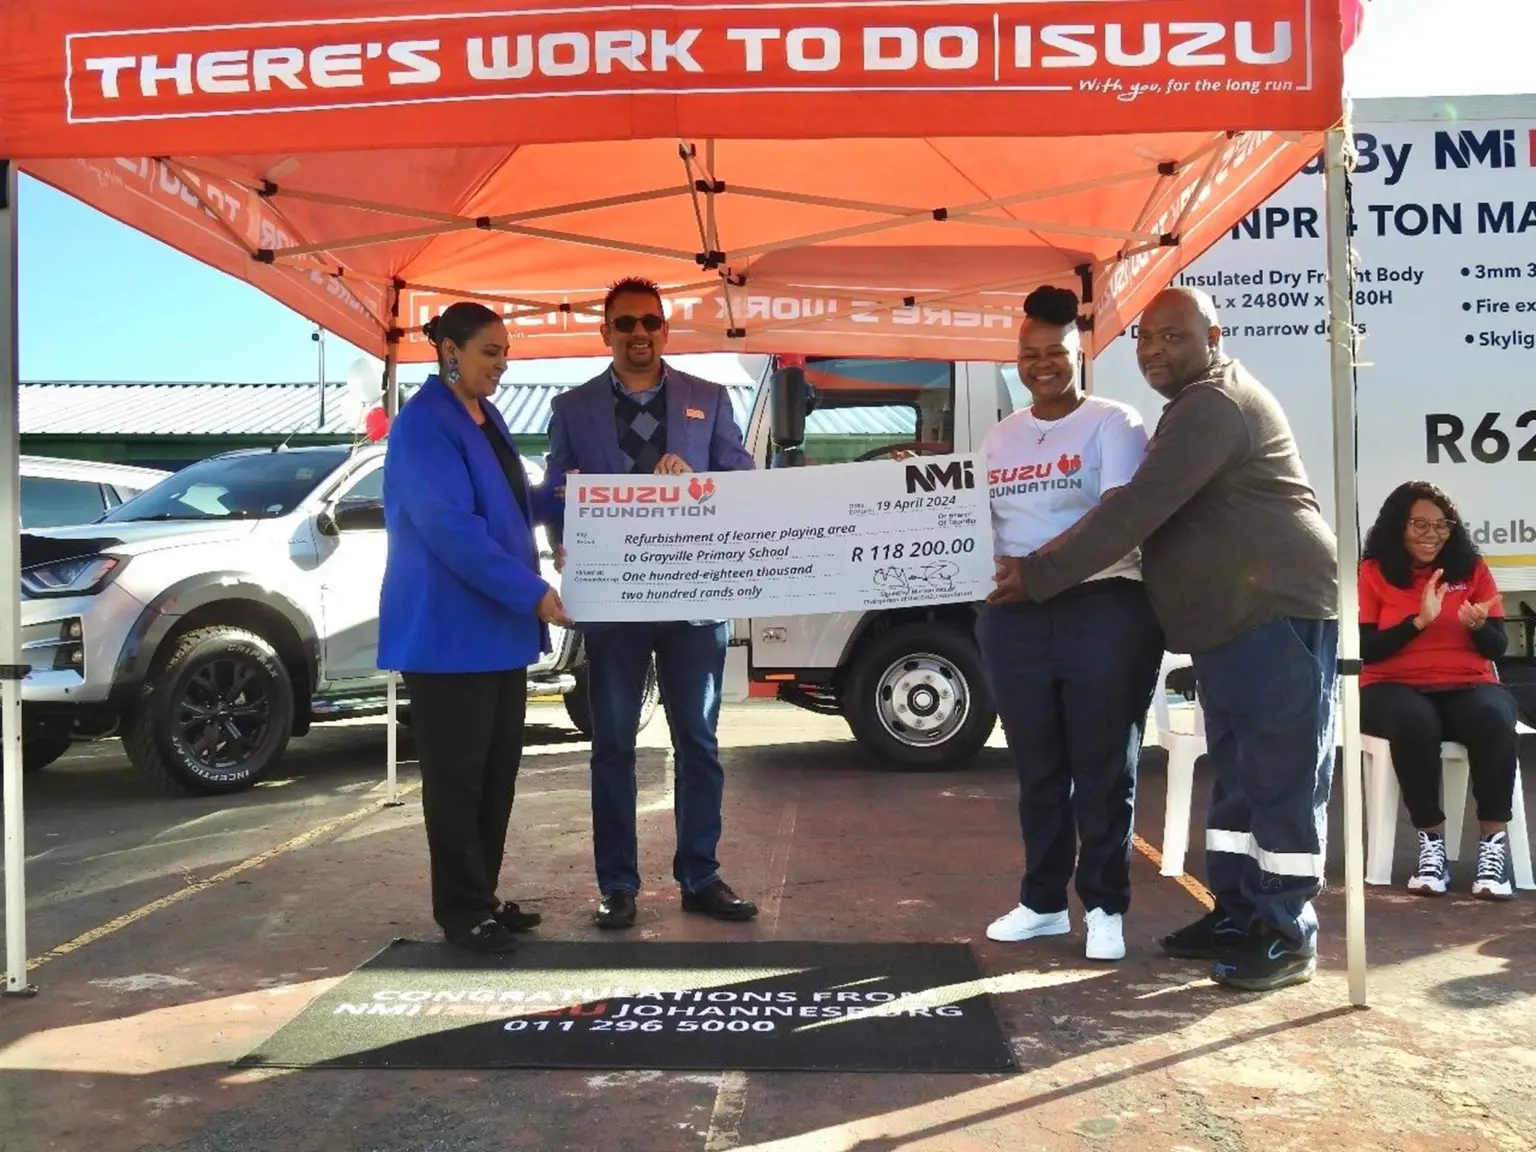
[1192,617,1339,946]
[977,578,1165,916]
[582,620,729,897]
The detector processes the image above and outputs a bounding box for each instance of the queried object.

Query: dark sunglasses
[609,313,665,333]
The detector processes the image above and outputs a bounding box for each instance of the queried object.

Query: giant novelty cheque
[559,456,994,621]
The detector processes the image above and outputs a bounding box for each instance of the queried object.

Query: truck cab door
[738,354,963,691]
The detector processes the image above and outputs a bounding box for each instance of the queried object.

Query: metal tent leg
[1324,126,1368,1009]
[381,342,403,807]
[1,160,36,998]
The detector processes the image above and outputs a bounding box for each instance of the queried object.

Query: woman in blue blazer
[380,302,572,954]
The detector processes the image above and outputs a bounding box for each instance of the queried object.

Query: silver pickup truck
[14,443,657,793]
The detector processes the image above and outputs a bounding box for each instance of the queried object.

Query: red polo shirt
[1358,558,1502,688]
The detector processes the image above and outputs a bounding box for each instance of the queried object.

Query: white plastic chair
[1361,726,1535,889]
[1147,653,1207,877]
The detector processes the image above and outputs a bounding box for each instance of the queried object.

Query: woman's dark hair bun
[1022,285,1080,328]
[423,302,502,352]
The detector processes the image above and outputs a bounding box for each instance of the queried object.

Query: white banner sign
[560,456,995,621]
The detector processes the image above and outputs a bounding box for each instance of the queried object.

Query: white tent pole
[1323,125,1367,1008]
[1,160,35,998]
[382,299,402,804]
[386,673,398,805]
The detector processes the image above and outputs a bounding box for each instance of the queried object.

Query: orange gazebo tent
[0,0,1369,1002]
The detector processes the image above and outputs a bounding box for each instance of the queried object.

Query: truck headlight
[20,555,125,598]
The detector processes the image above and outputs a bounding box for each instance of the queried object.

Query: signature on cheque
[873,562,959,597]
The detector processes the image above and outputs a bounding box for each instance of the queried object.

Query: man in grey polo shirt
[991,286,1339,993]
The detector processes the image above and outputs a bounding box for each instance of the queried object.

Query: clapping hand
[988,556,1027,604]
[1458,593,1502,631]
[536,586,574,628]
[1414,569,1445,629]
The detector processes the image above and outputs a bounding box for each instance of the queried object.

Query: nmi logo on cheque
[904,461,976,494]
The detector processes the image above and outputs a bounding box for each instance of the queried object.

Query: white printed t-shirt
[981,396,1148,584]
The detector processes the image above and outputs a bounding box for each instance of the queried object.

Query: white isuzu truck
[724,93,1536,769]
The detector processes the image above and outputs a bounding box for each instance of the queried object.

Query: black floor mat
[236,938,1017,1073]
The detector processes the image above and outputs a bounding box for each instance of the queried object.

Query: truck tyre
[123,626,295,796]
[23,736,72,775]
[564,658,661,737]
[843,622,996,770]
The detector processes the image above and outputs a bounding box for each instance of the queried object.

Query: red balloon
[365,406,389,441]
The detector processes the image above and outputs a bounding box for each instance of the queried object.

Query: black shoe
[1210,929,1317,992]
[446,917,520,954]
[495,901,542,933]
[1158,909,1251,959]
[681,880,759,922]
[595,891,637,930]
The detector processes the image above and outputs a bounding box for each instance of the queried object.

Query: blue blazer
[545,364,755,483]
[379,375,557,673]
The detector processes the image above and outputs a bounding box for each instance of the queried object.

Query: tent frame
[1,117,1369,1004]
[153,138,1241,354]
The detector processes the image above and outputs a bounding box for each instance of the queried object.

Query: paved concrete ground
[1,702,1533,1152]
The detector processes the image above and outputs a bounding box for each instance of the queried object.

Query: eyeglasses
[1408,517,1455,536]
[609,314,665,333]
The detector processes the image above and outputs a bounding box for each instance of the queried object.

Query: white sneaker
[1472,831,1515,901]
[986,904,1070,942]
[1085,909,1126,961]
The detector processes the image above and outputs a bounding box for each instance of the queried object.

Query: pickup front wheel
[123,626,295,795]
[843,622,997,770]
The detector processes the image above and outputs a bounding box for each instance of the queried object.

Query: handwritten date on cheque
[559,459,994,622]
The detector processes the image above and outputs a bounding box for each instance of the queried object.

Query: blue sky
[16,0,1535,388]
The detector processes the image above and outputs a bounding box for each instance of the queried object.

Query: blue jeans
[582,621,728,896]
[977,578,1165,916]
[1192,617,1339,946]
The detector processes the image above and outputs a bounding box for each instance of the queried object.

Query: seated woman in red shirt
[1359,481,1518,899]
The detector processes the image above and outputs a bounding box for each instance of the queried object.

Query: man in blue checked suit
[546,276,758,931]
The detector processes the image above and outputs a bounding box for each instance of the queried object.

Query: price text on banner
[560,456,994,621]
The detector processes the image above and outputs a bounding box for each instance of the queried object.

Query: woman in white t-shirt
[976,285,1165,963]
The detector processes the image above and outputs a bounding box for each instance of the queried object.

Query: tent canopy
[2,0,1347,361]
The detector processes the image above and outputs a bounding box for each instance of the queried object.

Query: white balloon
[339,388,368,431]
[346,357,383,405]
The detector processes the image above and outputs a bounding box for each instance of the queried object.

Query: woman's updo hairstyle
[1022,285,1081,328]
[422,301,504,356]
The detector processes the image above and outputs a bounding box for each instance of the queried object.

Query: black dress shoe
[446,918,520,954]
[681,880,758,922]
[595,891,637,930]
[494,901,542,933]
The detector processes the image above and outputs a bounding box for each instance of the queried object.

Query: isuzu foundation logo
[65,0,1315,123]
[577,482,719,518]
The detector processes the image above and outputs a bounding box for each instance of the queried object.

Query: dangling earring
[446,357,460,388]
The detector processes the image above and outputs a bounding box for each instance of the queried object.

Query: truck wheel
[843,622,996,770]
[123,626,295,796]
[23,736,72,775]
[564,658,662,737]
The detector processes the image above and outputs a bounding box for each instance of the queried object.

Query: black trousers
[402,669,528,936]
[975,578,1165,916]
[1360,681,1519,828]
